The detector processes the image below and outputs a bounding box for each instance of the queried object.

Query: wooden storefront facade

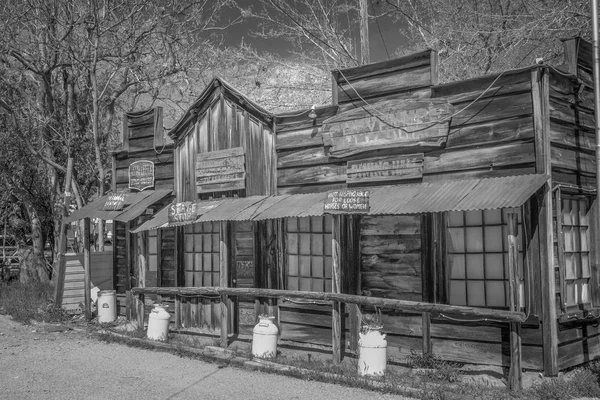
[128,37,598,377]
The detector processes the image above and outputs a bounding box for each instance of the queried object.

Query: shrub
[0,280,57,324]
[531,369,600,400]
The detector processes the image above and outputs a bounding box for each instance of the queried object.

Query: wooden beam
[422,312,432,355]
[532,67,558,376]
[332,215,343,364]
[219,221,231,348]
[507,212,523,392]
[132,287,527,323]
[83,217,91,321]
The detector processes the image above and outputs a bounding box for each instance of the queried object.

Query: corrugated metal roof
[368,174,549,215]
[64,189,172,223]
[131,175,549,232]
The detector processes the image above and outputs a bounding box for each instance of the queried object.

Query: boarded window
[446,209,523,308]
[286,216,333,292]
[558,196,591,309]
[183,222,220,287]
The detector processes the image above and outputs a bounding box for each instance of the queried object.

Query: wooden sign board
[103,194,126,211]
[196,147,246,194]
[322,99,452,158]
[324,190,370,214]
[347,153,424,184]
[129,160,155,191]
[168,202,198,223]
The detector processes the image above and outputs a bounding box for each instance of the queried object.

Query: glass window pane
[203,272,212,286]
[288,255,298,276]
[581,255,590,278]
[566,282,576,306]
[194,233,202,251]
[465,210,482,226]
[298,217,310,232]
[299,278,311,291]
[213,254,220,272]
[325,257,333,278]
[324,234,332,255]
[148,256,157,272]
[484,226,503,252]
[203,253,212,270]
[312,257,324,278]
[485,254,505,280]
[184,234,194,252]
[288,278,298,291]
[486,281,506,307]
[579,200,589,225]
[287,218,298,233]
[193,272,202,286]
[466,254,484,279]
[287,233,299,254]
[194,253,203,272]
[311,234,324,255]
[581,227,589,252]
[447,211,463,227]
[449,254,465,279]
[212,234,220,252]
[563,227,573,252]
[450,281,466,305]
[466,227,483,252]
[447,227,465,252]
[484,209,502,225]
[185,271,194,286]
[213,272,220,286]
[203,234,212,252]
[299,256,311,277]
[184,253,194,270]
[148,237,158,253]
[324,216,333,233]
[565,254,577,280]
[563,200,573,225]
[311,216,323,233]
[325,279,333,293]
[467,281,486,307]
[184,224,193,234]
[299,234,311,254]
[580,281,590,304]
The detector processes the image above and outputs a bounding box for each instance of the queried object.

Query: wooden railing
[131,286,525,391]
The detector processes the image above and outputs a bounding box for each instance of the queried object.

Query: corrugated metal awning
[64,189,172,223]
[131,174,549,232]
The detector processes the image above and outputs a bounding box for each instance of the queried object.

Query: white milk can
[251,316,279,358]
[358,329,388,376]
[147,305,170,341]
[97,290,117,323]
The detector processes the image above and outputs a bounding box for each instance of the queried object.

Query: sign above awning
[64,189,172,223]
[131,175,549,232]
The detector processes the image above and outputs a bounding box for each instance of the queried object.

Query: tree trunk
[20,200,49,284]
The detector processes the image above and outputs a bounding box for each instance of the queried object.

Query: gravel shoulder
[0,314,415,400]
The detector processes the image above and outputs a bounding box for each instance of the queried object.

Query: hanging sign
[347,153,424,184]
[196,147,246,194]
[168,202,198,223]
[103,193,126,211]
[322,99,452,158]
[128,160,155,191]
[324,190,370,214]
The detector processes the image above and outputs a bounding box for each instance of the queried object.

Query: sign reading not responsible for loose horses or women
[324,190,370,214]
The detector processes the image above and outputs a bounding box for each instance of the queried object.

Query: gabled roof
[168,77,273,141]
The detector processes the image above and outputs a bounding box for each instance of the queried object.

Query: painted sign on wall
[196,147,246,193]
[322,99,452,158]
[347,153,424,184]
[129,160,155,191]
[324,190,370,214]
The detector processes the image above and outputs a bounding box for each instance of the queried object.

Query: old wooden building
[130,37,599,379]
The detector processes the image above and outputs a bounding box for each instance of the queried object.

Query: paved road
[0,315,415,400]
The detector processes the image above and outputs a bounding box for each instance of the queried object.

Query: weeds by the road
[0,280,69,324]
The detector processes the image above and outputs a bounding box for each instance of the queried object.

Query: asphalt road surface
[0,314,415,400]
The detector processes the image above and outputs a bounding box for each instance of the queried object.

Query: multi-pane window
[286,216,333,292]
[183,222,220,287]
[446,209,523,308]
[559,197,591,308]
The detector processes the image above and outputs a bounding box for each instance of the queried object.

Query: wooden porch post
[83,217,92,321]
[532,68,558,376]
[219,221,232,348]
[332,215,343,364]
[507,212,523,392]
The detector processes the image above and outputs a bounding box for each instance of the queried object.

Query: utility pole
[359,0,370,65]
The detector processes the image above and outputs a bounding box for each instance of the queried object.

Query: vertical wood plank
[136,293,145,331]
[220,221,231,348]
[83,217,91,321]
[347,215,361,352]
[508,212,523,392]
[422,312,432,355]
[332,215,343,364]
[532,68,558,376]
[174,295,181,329]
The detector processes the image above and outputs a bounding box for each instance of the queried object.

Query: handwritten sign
[103,194,126,211]
[324,190,370,214]
[168,202,198,223]
[129,160,155,191]
[322,99,452,158]
[196,147,246,193]
[347,153,424,184]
